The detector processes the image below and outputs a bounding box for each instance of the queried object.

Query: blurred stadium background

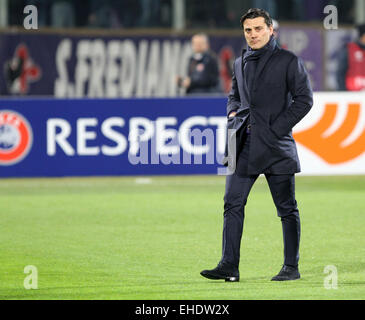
[0,0,365,300]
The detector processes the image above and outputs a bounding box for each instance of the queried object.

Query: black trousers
[221,164,301,269]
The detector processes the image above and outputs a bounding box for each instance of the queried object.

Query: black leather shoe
[200,262,239,282]
[271,265,300,281]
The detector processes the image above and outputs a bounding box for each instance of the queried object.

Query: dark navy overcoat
[226,42,313,175]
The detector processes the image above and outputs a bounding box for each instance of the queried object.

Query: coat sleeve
[226,60,241,117]
[271,55,313,137]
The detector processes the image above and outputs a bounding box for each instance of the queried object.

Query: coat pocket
[260,123,278,149]
[262,123,297,158]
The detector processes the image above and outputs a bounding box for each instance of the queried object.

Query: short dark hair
[239,8,273,29]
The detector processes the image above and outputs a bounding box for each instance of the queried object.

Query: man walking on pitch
[200,8,313,282]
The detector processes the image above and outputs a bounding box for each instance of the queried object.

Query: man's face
[191,35,208,54]
[243,17,273,50]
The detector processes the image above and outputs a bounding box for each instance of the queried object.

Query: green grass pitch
[1,175,364,300]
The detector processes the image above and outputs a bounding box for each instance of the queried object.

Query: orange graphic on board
[293,103,365,164]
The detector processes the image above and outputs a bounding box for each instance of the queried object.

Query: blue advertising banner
[0,32,241,97]
[0,97,228,177]
[0,29,323,98]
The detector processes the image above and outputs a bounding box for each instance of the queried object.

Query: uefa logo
[0,110,33,166]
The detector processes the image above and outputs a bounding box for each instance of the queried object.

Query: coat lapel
[236,57,247,103]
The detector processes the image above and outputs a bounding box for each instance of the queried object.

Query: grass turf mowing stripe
[0,175,364,299]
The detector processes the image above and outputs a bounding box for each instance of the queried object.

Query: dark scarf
[242,35,277,100]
